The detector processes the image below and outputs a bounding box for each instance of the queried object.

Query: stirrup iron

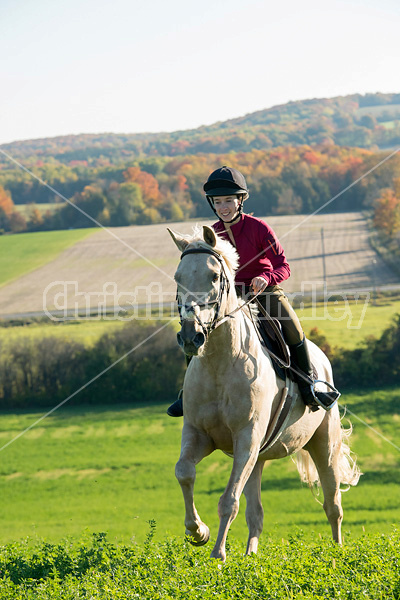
[310,380,340,411]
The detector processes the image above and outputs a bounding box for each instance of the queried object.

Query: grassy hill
[0,228,97,287]
[1,92,400,161]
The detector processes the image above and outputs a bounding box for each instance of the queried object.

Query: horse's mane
[182,225,239,275]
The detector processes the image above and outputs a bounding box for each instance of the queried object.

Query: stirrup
[311,380,340,411]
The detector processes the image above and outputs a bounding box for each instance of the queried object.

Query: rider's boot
[289,335,339,411]
[167,356,191,417]
[167,388,183,417]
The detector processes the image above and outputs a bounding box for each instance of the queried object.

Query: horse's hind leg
[175,423,214,546]
[243,460,265,555]
[305,413,343,543]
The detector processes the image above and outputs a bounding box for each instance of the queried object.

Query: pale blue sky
[0,0,398,144]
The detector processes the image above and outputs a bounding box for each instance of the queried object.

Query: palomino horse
[168,225,360,561]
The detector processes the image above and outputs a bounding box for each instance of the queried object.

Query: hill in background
[2,92,400,161]
[0,92,399,233]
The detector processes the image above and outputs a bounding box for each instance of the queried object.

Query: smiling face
[212,195,241,222]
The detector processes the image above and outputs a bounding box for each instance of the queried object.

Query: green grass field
[14,202,63,217]
[299,296,400,349]
[0,387,398,548]
[2,296,399,350]
[0,228,97,287]
[0,319,127,347]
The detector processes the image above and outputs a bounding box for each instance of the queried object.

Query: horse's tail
[295,416,361,490]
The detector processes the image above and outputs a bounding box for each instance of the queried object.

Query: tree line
[1,145,400,233]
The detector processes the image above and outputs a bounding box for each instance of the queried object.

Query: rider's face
[213,196,241,222]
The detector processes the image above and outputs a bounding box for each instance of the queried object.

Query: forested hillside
[0,92,399,233]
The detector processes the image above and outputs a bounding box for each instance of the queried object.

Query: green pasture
[298,296,400,349]
[381,120,399,129]
[355,103,400,117]
[14,202,63,217]
[0,319,127,347]
[0,387,398,548]
[2,295,400,351]
[0,228,97,287]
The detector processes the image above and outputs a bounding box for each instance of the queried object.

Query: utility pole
[320,227,327,290]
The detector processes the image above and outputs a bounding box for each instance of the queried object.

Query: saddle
[248,297,318,384]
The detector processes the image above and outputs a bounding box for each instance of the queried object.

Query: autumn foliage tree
[123,167,161,207]
[373,179,400,238]
[55,184,108,229]
[0,186,14,218]
[0,185,26,232]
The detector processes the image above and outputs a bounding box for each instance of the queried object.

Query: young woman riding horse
[168,166,338,417]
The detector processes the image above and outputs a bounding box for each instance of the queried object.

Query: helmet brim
[205,187,247,197]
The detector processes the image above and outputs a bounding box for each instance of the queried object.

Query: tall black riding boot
[289,335,339,411]
[166,356,192,417]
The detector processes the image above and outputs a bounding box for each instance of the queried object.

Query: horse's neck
[202,290,247,363]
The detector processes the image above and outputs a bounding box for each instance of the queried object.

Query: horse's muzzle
[177,326,206,356]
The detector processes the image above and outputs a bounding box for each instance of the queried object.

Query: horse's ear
[203,225,217,248]
[167,228,189,252]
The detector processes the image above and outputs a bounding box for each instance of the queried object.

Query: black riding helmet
[203,166,249,221]
[204,166,248,196]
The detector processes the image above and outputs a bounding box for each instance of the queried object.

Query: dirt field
[1,212,398,317]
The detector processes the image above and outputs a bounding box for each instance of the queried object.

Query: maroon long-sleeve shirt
[212,213,291,287]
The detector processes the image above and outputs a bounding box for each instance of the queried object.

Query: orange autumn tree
[123,167,162,207]
[0,185,14,218]
[373,180,400,238]
[0,185,26,232]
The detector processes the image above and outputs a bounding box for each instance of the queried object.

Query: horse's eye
[212,273,219,282]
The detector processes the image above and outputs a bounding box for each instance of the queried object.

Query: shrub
[0,321,184,409]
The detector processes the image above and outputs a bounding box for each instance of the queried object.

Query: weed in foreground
[0,527,398,599]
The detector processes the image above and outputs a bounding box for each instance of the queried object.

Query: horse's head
[168,225,238,357]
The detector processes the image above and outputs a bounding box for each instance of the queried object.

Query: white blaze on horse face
[180,302,201,320]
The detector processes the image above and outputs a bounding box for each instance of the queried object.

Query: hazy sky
[0,0,398,144]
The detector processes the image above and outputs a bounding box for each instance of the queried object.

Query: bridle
[176,247,259,339]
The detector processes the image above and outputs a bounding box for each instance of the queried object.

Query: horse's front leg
[175,422,214,546]
[211,425,262,561]
[243,459,265,555]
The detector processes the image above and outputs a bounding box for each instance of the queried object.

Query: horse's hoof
[185,525,210,546]
[210,549,226,562]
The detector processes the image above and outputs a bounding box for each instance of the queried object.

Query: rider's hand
[251,277,268,294]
